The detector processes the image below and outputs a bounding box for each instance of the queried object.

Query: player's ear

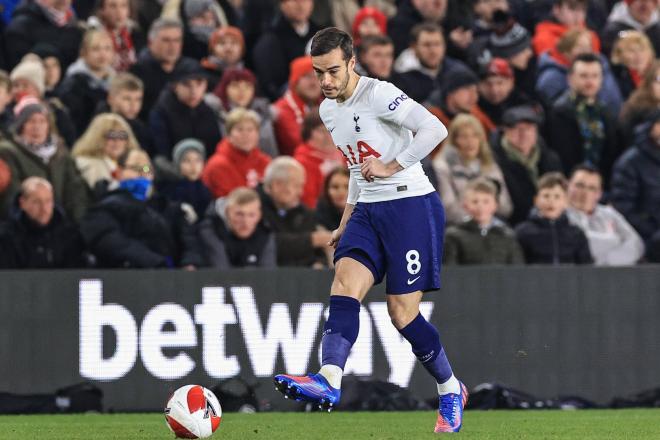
[348,56,356,70]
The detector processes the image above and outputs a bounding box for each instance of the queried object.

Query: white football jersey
[319,76,435,203]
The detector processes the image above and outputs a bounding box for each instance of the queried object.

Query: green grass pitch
[1,410,660,439]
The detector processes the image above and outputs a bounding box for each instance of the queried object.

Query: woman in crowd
[620,59,660,145]
[315,167,350,231]
[610,31,655,100]
[201,26,245,90]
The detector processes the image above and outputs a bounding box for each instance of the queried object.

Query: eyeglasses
[125,164,153,175]
[105,130,129,140]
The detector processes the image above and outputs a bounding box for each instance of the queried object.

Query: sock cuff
[329,295,361,312]
[399,312,425,336]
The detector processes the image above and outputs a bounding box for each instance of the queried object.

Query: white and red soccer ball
[165,385,222,438]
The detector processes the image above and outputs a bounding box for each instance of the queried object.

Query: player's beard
[334,65,351,101]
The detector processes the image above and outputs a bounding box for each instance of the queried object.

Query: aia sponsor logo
[337,141,381,166]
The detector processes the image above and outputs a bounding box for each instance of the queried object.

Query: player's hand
[360,158,400,182]
[311,230,333,248]
[328,227,344,249]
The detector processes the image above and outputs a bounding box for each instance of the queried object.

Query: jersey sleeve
[372,81,417,125]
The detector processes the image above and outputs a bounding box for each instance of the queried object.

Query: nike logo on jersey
[407,276,421,285]
[329,127,335,132]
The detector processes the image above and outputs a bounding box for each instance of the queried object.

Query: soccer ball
[165,385,222,438]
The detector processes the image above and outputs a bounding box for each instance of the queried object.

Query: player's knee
[387,303,418,330]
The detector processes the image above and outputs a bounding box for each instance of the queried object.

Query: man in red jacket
[202,108,271,198]
[532,0,600,56]
[272,56,321,156]
[293,109,345,208]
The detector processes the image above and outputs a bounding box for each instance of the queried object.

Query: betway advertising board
[1,267,659,410]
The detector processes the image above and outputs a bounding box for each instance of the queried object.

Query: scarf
[108,26,136,72]
[22,136,58,164]
[572,93,606,167]
[37,1,75,27]
[501,137,541,184]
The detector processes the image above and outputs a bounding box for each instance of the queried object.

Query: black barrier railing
[0,267,659,411]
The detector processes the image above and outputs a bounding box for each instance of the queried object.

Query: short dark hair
[359,35,394,54]
[311,27,353,61]
[537,172,568,193]
[569,163,601,179]
[464,177,498,199]
[554,0,588,9]
[569,53,601,74]
[410,22,444,45]
[301,107,324,141]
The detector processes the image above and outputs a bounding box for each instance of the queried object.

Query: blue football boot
[273,373,341,412]
[434,381,468,433]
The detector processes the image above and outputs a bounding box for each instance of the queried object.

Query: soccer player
[273,27,468,433]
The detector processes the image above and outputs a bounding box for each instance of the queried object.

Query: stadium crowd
[0,0,658,269]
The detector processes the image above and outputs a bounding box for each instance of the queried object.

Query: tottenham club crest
[353,113,361,132]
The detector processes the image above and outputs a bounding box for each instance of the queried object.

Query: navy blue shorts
[333,192,445,294]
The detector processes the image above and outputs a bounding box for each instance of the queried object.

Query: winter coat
[443,218,524,265]
[4,1,83,69]
[315,197,342,231]
[74,155,117,191]
[490,131,563,226]
[478,88,534,126]
[535,51,623,115]
[0,136,89,222]
[272,90,314,157]
[251,14,321,100]
[149,88,221,159]
[294,142,345,209]
[610,138,660,241]
[129,49,200,120]
[566,205,644,266]
[546,91,622,188]
[601,2,660,56]
[79,189,203,268]
[202,138,271,199]
[532,19,601,56]
[395,56,470,105]
[198,201,276,269]
[515,211,593,264]
[387,0,425,56]
[260,192,327,267]
[433,145,513,224]
[0,206,86,268]
[157,178,212,222]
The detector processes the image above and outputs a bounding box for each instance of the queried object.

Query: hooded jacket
[601,2,660,56]
[443,218,524,265]
[532,18,601,56]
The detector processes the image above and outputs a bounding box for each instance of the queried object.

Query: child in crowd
[443,178,523,265]
[515,172,593,264]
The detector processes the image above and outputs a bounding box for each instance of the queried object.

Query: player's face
[535,186,568,220]
[462,190,497,226]
[20,184,54,226]
[568,171,602,214]
[327,172,349,210]
[453,125,481,161]
[313,48,354,100]
[478,75,514,105]
[227,200,261,239]
[568,61,603,100]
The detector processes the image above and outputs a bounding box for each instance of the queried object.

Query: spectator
[433,113,512,224]
[4,0,83,70]
[10,54,77,146]
[201,26,245,90]
[426,66,496,135]
[611,110,660,243]
[88,0,146,71]
[491,105,562,225]
[566,164,644,266]
[157,138,212,222]
[294,108,345,209]
[261,156,331,267]
[0,158,10,195]
[0,97,89,221]
[394,23,469,104]
[58,28,116,135]
[202,108,271,198]
[531,0,600,56]
[477,57,533,125]
[546,53,621,185]
[352,6,387,47]
[0,176,86,268]
[443,177,524,265]
[30,43,64,98]
[80,148,202,268]
[209,68,278,157]
[610,30,655,100]
[272,56,321,156]
[388,0,448,56]
[535,28,623,113]
[130,18,199,120]
[102,72,154,156]
[252,0,320,101]
[315,167,349,231]
[619,60,660,146]
[149,63,220,160]
[601,0,660,57]
[181,0,224,60]
[198,187,276,268]
[71,113,141,194]
[356,35,405,85]
[331,0,397,35]
[515,172,593,264]
[472,0,510,38]
[0,71,11,138]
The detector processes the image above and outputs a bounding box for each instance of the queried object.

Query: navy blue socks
[321,295,361,370]
[398,313,453,384]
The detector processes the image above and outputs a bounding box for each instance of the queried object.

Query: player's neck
[336,73,361,104]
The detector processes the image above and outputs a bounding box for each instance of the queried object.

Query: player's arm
[328,173,359,248]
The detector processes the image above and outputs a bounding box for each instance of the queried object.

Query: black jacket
[515,212,593,265]
[4,1,83,70]
[478,89,535,126]
[547,92,622,187]
[251,14,321,101]
[157,178,212,221]
[198,203,276,269]
[57,71,108,135]
[491,131,563,225]
[444,219,524,265]
[396,57,469,105]
[610,138,660,241]
[79,189,203,268]
[149,88,221,159]
[387,0,425,56]
[129,49,200,120]
[315,197,342,232]
[0,206,86,268]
